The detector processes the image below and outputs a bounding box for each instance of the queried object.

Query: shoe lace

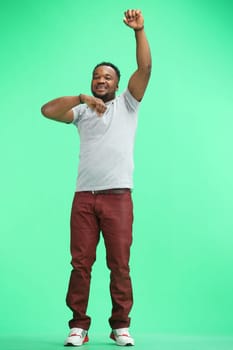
[70,328,86,338]
[115,328,131,337]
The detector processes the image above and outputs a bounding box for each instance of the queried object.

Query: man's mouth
[96,85,107,91]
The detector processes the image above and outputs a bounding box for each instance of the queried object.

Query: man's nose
[98,76,105,83]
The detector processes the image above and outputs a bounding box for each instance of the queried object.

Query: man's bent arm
[41,94,107,122]
[41,96,82,123]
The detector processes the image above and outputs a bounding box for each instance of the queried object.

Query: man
[41,9,151,347]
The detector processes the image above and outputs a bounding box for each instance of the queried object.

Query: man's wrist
[134,26,144,32]
[79,94,84,104]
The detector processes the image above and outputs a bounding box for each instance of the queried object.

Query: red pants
[66,190,134,330]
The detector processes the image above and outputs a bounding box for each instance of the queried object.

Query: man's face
[91,65,119,102]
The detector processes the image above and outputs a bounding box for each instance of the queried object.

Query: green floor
[1,334,233,350]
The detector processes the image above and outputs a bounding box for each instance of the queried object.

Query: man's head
[91,62,121,102]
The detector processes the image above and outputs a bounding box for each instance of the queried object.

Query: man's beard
[92,89,115,102]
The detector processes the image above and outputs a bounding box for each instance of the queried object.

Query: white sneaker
[110,328,135,346]
[64,328,89,346]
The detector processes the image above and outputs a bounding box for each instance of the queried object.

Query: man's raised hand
[123,9,144,31]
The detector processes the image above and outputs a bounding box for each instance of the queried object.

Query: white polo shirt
[72,89,140,191]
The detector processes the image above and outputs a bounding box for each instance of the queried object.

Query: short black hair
[92,62,121,82]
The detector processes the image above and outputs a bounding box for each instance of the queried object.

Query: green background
[1,0,233,343]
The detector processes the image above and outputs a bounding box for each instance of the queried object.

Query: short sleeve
[123,89,140,112]
[72,104,85,126]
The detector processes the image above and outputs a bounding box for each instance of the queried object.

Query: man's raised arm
[124,9,152,101]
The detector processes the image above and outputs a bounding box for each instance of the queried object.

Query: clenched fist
[123,9,144,31]
[80,94,107,116]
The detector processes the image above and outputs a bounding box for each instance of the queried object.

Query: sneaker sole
[64,336,89,346]
[110,333,134,346]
